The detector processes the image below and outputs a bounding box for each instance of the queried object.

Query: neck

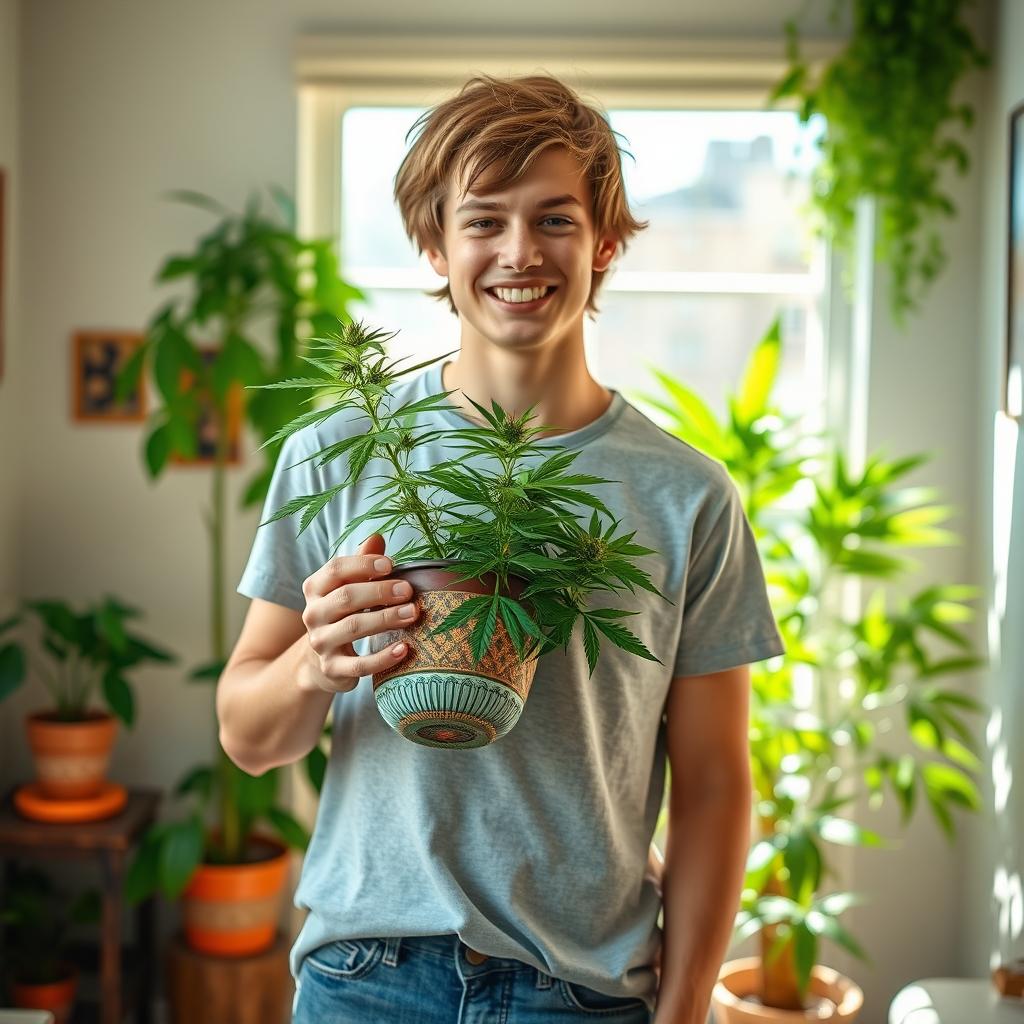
[440,341,612,439]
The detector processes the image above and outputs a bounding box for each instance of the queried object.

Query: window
[336,105,825,430]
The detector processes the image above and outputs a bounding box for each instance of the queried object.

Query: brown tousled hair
[393,73,649,319]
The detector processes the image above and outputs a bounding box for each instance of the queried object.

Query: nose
[498,222,543,272]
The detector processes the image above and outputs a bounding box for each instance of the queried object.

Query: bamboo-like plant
[118,187,363,899]
[252,317,672,675]
[633,316,986,1009]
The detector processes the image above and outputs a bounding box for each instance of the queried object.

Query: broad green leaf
[266,807,310,850]
[735,318,781,427]
[158,817,206,899]
[175,766,214,800]
[305,744,327,793]
[102,669,134,726]
[0,642,26,700]
[145,420,173,478]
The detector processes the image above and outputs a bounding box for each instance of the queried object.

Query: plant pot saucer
[13,781,127,823]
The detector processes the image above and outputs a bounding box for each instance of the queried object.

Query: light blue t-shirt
[237,357,785,1012]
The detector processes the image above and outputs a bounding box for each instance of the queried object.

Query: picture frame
[1007,101,1024,421]
[170,345,243,466]
[72,330,147,422]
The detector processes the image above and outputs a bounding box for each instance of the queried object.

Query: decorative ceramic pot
[369,560,540,749]
[25,709,117,800]
[181,834,290,957]
[711,957,864,1023]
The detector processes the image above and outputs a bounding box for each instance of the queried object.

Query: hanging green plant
[770,0,989,325]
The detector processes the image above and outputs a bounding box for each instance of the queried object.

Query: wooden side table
[0,787,161,1024]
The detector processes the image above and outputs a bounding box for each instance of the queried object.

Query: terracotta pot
[711,957,864,1023]
[12,962,79,1023]
[181,834,290,957]
[369,560,541,749]
[25,709,117,800]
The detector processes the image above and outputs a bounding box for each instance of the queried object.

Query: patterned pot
[25,709,117,800]
[370,560,541,749]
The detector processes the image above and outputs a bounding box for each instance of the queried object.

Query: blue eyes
[467,216,573,230]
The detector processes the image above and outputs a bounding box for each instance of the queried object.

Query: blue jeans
[292,933,654,1022]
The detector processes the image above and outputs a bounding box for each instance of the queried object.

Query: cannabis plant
[0,597,176,724]
[251,317,671,676]
[633,316,986,1009]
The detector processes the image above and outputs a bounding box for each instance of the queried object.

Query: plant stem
[208,359,241,864]
[363,397,445,560]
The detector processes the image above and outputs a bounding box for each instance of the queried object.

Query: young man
[218,73,785,1024]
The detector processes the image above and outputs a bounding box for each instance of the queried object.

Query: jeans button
[464,945,488,965]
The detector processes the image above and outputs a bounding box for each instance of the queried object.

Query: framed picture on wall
[1007,101,1024,421]
[72,330,147,421]
[170,345,243,466]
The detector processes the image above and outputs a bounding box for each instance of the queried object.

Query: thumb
[357,533,386,559]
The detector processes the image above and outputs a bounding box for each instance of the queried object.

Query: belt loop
[535,969,553,990]
[383,936,402,967]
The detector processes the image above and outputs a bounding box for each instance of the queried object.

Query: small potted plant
[125,752,309,958]
[251,317,673,748]
[0,863,102,1023]
[0,596,177,801]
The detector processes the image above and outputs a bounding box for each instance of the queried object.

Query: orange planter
[25,709,117,800]
[181,835,290,957]
[12,964,79,1024]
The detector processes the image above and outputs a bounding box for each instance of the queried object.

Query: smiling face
[425,146,619,355]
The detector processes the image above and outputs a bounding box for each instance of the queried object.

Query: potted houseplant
[632,317,986,1021]
[0,863,101,1023]
[0,597,176,803]
[117,186,362,969]
[250,317,671,748]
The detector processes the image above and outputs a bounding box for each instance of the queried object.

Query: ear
[425,241,449,279]
[592,234,619,274]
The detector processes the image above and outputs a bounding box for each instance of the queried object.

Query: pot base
[374,671,526,748]
[13,781,127,823]
[398,709,497,748]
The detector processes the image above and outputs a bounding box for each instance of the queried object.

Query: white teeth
[492,286,550,303]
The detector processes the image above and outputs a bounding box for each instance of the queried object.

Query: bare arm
[653,664,753,1024]
[216,536,421,776]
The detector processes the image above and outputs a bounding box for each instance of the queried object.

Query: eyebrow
[454,194,584,215]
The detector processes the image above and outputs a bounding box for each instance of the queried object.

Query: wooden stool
[166,930,292,1024]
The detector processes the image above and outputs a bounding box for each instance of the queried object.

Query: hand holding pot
[300,534,419,694]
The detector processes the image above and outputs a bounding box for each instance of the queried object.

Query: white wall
[0,0,21,781]
[964,0,1024,986]
[2,1,1016,1022]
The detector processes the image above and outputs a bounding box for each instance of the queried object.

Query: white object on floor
[0,1011,55,1023]
[889,978,1024,1023]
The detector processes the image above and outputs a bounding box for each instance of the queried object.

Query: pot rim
[26,707,114,725]
[713,956,864,1014]
[12,960,79,987]
[391,560,530,588]
[197,831,290,870]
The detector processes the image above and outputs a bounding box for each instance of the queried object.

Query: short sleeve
[236,426,332,612]
[673,472,785,677]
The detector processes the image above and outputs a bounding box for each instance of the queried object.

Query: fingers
[299,535,420,691]
[302,543,393,602]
